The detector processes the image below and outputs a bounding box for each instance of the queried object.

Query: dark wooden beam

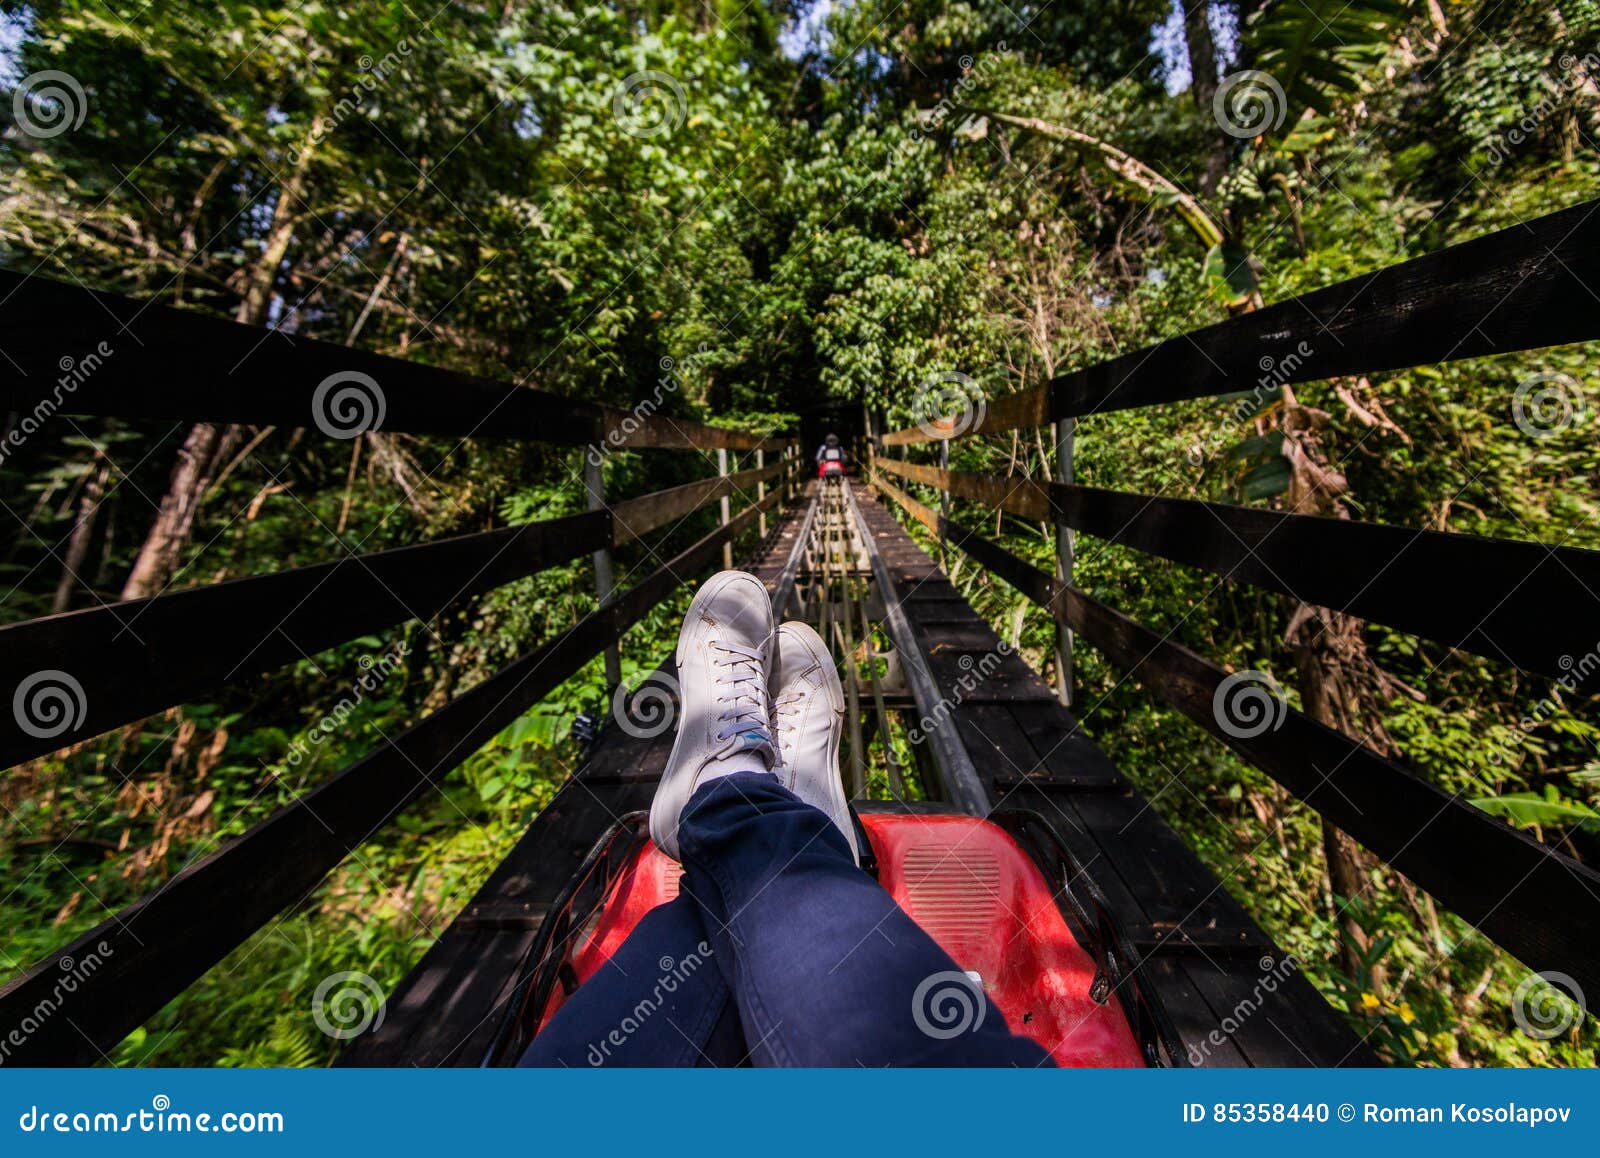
[611,460,785,544]
[882,198,1600,442]
[873,457,1600,680]
[0,268,775,449]
[0,512,609,770]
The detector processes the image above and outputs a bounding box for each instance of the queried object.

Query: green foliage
[2,0,1597,1070]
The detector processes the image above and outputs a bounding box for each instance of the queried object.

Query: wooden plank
[880,459,1600,680]
[599,412,785,453]
[0,268,782,451]
[1052,482,1600,681]
[610,460,785,544]
[1057,583,1600,997]
[0,269,600,441]
[0,511,608,770]
[985,702,1129,791]
[1132,957,1251,1068]
[881,198,1600,441]
[0,499,772,1065]
[1182,957,1376,1068]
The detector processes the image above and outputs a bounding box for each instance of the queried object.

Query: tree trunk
[120,123,320,601]
[1184,0,1232,193]
[119,422,238,600]
[1277,387,1394,984]
[1184,0,1219,110]
[1288,600,1389,982]
[52,452,108,612]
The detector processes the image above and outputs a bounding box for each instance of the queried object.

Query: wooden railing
[870,200,1600,1002]
[0,273,802,1064]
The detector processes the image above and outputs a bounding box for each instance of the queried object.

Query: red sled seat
[534,812,1145,1066]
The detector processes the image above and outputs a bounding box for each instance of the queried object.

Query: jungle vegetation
[1,0,1596,1066]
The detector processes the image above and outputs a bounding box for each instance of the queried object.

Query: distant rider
[815,433,847,478]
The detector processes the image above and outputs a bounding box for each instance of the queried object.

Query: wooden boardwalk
[347,485,1369,1066]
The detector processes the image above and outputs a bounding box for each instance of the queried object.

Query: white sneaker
[772,621,860,864]
[650,570,778,861]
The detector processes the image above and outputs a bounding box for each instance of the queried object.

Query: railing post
[584,451,622,688]
[718,446,732,570]
[757,447,767,537]
[937,437,950,568]
[1053,418,1075,707]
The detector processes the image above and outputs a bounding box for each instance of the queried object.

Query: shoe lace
[773,690,804,743]
[711,640,773,747]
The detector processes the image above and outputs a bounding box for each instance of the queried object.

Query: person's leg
[678,772,1052,1068]
[518,893,746,1067]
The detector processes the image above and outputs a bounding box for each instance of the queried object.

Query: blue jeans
[520,773,1051,1067]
